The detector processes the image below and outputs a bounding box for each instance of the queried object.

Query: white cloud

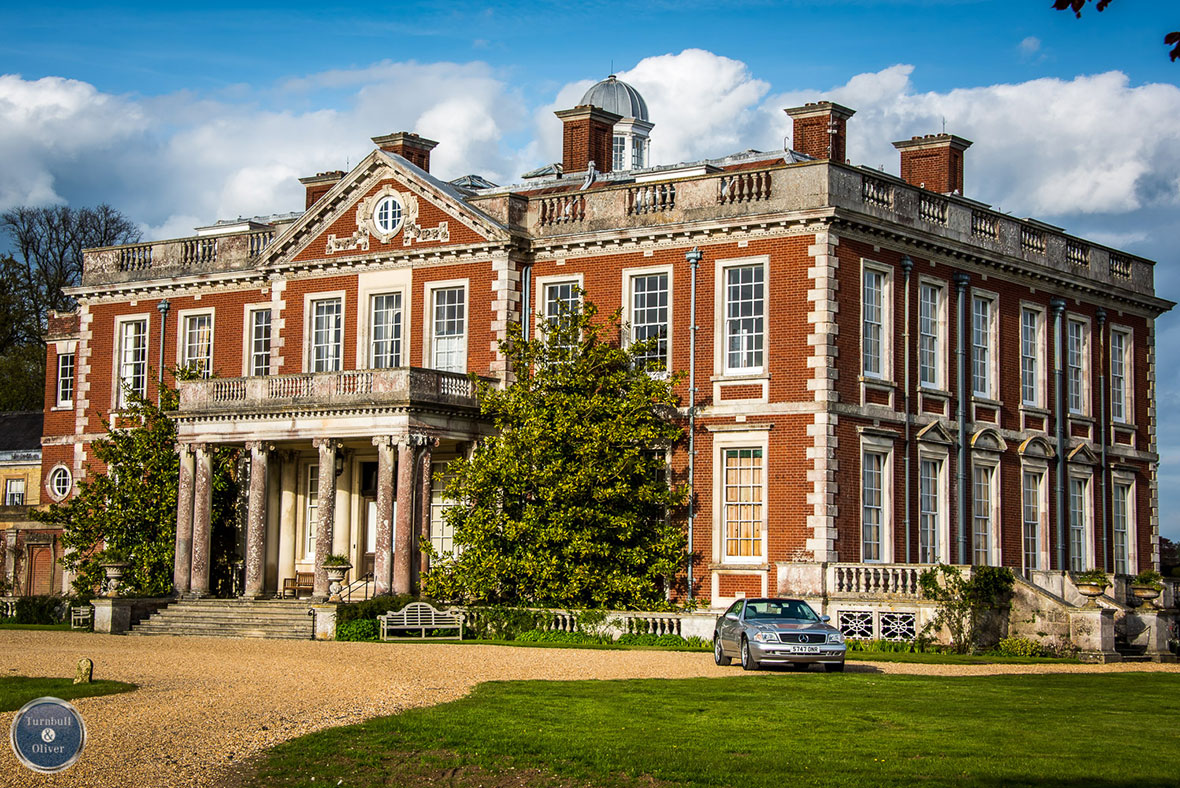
[1019,36,1041,56]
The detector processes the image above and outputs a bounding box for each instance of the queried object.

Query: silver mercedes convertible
[713,597,846,672]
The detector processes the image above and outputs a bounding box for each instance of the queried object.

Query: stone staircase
[127,599,315,639]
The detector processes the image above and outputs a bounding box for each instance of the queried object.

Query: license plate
[787,645,821,654]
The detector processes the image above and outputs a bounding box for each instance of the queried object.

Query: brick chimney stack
[784,102,856,162]
[892,134,973,195]
[555,105,622,175]
[298,170,346,210]
[372,132,440,172]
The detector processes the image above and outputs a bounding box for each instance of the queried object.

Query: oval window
[49,466,73,500]
[373,195,404,235]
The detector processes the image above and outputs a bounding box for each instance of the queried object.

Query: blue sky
[2,1,1180,541]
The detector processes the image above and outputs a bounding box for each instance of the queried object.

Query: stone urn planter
[100,562,131,598]
[324,564,352,603]
[1131,584,1162,608]
[1075,582,1108,607]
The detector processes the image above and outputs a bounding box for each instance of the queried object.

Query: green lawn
[246,672,1179,788]
[0,622,73,631]
[0,677,135,712]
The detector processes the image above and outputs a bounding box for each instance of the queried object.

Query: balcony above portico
[175,367,495,444]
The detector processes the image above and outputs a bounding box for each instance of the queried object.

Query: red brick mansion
[36,76,1172,626]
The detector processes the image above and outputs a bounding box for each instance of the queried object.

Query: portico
[170,367,491,600]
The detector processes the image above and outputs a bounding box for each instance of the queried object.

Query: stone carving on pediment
[325,228,370,255]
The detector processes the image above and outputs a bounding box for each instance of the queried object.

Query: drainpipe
[156,299,170,404]
[520,264,532,341]
[901,256,914,564]
[1096,307,1108,571]
[953,272,970,566]
[1051,297,1067,571]
[685,246,702,601]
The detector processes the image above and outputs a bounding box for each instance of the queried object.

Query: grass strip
[247,672,1179,788]
[0,676,136,712]
[0,623,73,631]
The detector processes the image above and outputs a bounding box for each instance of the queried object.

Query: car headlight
[827,632,845,644]
[753,631,778,643]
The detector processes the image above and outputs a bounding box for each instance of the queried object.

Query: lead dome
[579,75,649,122]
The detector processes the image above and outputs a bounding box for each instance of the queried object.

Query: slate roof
[0,411,43,452]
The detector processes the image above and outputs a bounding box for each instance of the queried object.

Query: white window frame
[5,478,26,506]
[242,303,273,377]
[917,447,950,564]
[303,463,320,560]
[304,291,346,374]
[1021,463,1050,571]
[860,260,893,381]
[424,279,469,374]
[1068,471,1095,572]
[860,434,894,563]
[367,291,405,369]
[1110,326,1133,425]
[429,460,457,557]
[1111,472,1137,575]
[971,290,998,399]
[918,278,946,390]
[971,459,1002,567]
[176,307,215,378]
[612,135,626,171]
[114,314,150,409]
[535,273,583,348]
[1066,316,1090,416]
[712,430,769,565]
[1020,303,1047,408]
[622,265,673,375]
[55,345,76,408]
[714,256,768,377]
[46,465,72,501]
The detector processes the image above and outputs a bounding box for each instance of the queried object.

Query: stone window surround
[241,301,274,378]
[1109,323,1134,427]
[1066,313,1092,417]
[917,274,948,392]
[303,290,347,374]
[917,442,951,565]
[713,254,769,378]
[533,272,584,340]
[969,452,1003,568]
[176,306,215,377]
[620,263,674,375]
[54,340,77,409]
[1020,457,1051,572]
[1111,469,1138,576]
[423,279,469,373]
[1067,465,1096,572]
[859,258,895,383]
[1019,301,1048,409]
[970,287,999,400]
[356,284,409,371]
[112,312,150,410]
[46,464,72,502]
[859,432,895,564]
[711,427,770,566]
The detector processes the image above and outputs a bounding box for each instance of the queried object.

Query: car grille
[779,632,825,644]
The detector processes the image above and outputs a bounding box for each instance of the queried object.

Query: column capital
[245,440,274,453]
[190,442,210,454]
[372,435,396,449]
[409,433,439,449]
[312,437,341,451]
[175,443,195,457]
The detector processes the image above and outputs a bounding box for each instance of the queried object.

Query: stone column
[244,441,269,598]
[372,436,395,596]
[312,438,339,599]
[264,457,281,594]
[332,449,353,558]
[173,444,196,596]
[417,438,437,590]
[392,437,416,595]
[189,444,214,597]
[276,450,298,594]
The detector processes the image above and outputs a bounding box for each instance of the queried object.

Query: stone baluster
[189,444,213,597]
[243,441,270,598]
[173,444,195,596]
[311,438,340,599]
[372,436,396,595]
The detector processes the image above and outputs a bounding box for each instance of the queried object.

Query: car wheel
[713,635,732,666]
[740,636,759,671]
[823,661,845,673]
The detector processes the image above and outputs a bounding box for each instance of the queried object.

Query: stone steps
[127,599,317,639]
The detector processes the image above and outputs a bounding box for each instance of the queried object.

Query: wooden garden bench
[282,571,315,598]
[379,602,465,640]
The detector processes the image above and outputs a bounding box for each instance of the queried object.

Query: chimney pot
[372,131,440,172]
[892,133,973,195]
[298,169,347,210]
[784,101,856,162]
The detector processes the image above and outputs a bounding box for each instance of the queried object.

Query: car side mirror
[725,612,738,620]
[820,615,831,623]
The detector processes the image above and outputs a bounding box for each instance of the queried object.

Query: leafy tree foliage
[919,564,1015,654]
[424,298,688,610]
[1052,0,1179,61]
[36,381,238,598]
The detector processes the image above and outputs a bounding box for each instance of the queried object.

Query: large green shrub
[336,595,435,625]
[993,637,1048,658]
[516,629,608,645]
[335,619,380,642]
[15,596,66,625]
[919,564,1015,654]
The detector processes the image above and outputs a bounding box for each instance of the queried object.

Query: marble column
[416,438,437,590]
[264,456,281,593]
[244,441,269,598]
[372,436,395,596]
[332,449,353,559]
[312,438,339,599]
[189,444,214,597]
[276,450,298,594]
[173,443,195,596]
[392,437,416,595]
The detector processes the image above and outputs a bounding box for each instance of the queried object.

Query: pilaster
[806,229,840,562]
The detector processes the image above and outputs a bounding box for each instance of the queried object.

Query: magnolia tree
[39,382,238,598]
[424,298,689,610]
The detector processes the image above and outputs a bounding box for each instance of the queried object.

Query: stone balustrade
[83,229,275,285]
[178,367,488,414]
[827,562,923,597]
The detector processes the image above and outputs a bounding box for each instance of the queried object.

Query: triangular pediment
[1068,443,1100,466]
[1018,435,1056,460]
[916,420,955,446]
[970,427,1007,454]
[266,150,509,267]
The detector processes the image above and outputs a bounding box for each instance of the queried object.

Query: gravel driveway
[2,630,1176,788]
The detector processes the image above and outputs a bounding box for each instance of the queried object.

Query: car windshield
[743,600,819,621]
